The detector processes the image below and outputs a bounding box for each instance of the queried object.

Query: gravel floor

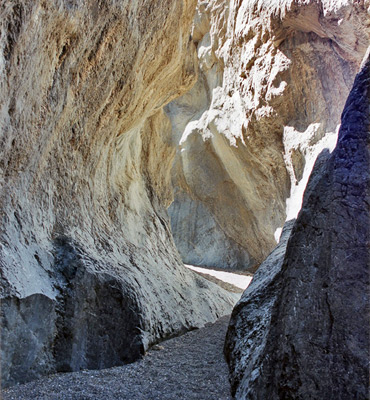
[2,315,233,400]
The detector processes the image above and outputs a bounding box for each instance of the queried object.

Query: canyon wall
[225,52,370,399]
[1,0,368,391]
[0,0,238,387]
[167,0,370,271]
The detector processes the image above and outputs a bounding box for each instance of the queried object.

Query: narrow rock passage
[3,316,233,400]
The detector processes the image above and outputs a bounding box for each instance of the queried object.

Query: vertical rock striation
[225,51,370,399]
[0,0,238,387]
[167,0,370,270]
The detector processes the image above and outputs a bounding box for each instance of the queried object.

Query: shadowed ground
[3,316,233,400]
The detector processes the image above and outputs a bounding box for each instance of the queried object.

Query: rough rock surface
[225,52,370,399]
[224,219,295,396]
[0,0,238,387]
[167,0,370,270]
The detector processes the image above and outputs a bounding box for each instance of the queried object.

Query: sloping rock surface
[224,219,295,396]
[0,0,237,387]
[225,52,370,399]
[167,0,370,270]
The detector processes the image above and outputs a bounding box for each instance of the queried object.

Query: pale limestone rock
[168,0,370,271]
[0,0,238,387]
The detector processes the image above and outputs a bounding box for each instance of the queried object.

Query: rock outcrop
[0,0,238,387]
[224,219,295,396]
[167,0,370,270]
[225,52,370,399]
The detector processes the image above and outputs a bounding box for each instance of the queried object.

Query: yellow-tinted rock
[0,0,237,387]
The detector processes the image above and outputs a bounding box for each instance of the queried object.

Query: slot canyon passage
[0,0,369,399]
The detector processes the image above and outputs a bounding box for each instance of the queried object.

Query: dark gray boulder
[224,219,295,397]
[225,53,370,399]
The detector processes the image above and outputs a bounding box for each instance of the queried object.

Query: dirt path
[3,315,233,400]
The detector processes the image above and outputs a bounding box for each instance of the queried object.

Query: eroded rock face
[167,0,370,270]
[225,52,370,399]
[0,0,238,387]
[224,219,295,397]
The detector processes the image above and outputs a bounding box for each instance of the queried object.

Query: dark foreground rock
[225,53,370,399]
[3,316,233,400]
[224,219,295,397]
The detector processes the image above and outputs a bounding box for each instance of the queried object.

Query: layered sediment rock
[167,0,369,270]
[225,52,370,399]
[0,0,238,387]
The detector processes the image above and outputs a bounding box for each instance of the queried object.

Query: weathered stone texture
[225,51,370,399]
[224,219,295,397]
[168,0,370,270]
[0,0,237,387]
